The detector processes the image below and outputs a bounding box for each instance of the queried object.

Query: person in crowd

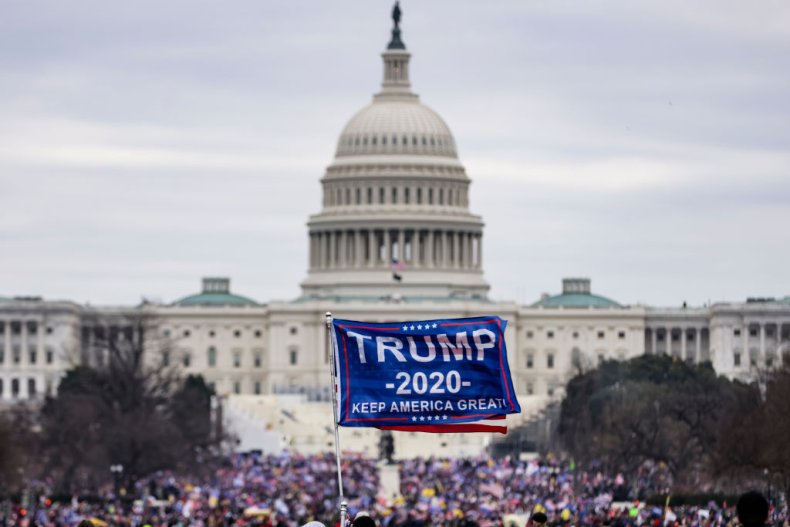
[737,491,769,527]
[353,511,377,527]
[529,511,548,527]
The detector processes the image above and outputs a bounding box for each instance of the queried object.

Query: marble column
[467,233,474,269]
[427,230,434,268]
[759,323,766,364]
[477,233,483,269]
[384,229,391,264]
[651,328,657,355]
[328,232,336,268]
[681,329,687,361]
[442,231,448,268]
[665,328,672,355]
[454,231,461,268]
[458,232,465,268]
[695,328,702,362]
[398,229,405,262]
[413,230,421,267]
[355,230,362,267]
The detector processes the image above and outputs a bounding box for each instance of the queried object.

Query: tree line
[0,314,226,498]
[559,354,790,506]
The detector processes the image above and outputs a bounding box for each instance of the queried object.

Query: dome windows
[335,131,457,157]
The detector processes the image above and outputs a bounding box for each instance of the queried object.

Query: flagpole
[326,311,347,527]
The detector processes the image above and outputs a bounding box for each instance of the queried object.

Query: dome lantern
[378,2,414,99]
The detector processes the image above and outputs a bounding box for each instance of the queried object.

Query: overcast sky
[1,1,789,307]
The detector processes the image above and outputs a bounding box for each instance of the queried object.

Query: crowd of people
[0,453,785,527]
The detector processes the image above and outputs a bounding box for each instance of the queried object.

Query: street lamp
[110,464,124,497]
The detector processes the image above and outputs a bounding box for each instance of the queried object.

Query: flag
[330,316,520,434]
[391,259,405,281]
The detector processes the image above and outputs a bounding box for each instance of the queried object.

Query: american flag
[391,259,405,281]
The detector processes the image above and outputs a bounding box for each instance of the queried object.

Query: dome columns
[308,227,483,272]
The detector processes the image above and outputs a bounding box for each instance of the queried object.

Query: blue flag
[331,316,520,433]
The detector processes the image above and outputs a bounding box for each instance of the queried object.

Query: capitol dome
[300,3,489,301]
[335,101,457,158]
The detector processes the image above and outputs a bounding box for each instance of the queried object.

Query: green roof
[533,292,621,309]
[174,292,258,307]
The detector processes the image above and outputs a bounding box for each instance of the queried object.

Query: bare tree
[39,310,223,494]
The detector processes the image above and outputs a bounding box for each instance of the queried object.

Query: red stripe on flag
[378,423,508,434]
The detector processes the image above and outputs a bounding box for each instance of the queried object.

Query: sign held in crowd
[330,316,521,433]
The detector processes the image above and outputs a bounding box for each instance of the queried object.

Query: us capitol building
[1,6,788,453]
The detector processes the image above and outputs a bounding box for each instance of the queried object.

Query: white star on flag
[426,416,432,421]
[432,323,437,328]
[442,415,448,420]
[419,416,425,421]
[412,416,417,421]
[410,325,415,330]
[403,325,408,330]
[417,324,423,330]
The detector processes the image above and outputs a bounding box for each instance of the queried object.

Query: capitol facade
[1,9,788,421]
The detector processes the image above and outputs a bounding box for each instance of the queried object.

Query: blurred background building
[1,7,788,456]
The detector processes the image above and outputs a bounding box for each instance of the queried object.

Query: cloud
[1,0,789,306]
